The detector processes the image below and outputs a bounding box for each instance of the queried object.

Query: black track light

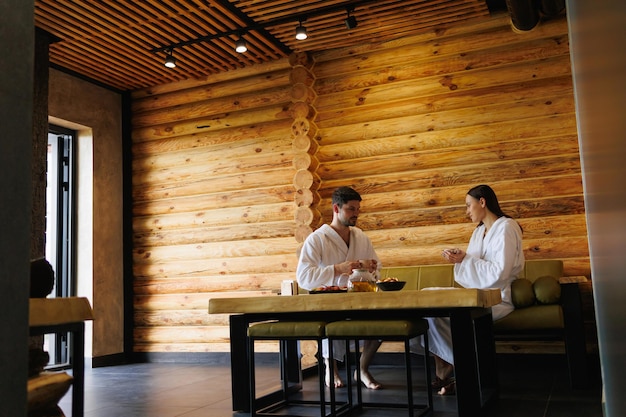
[235,36,247,53]
[295,20,308,40]
[164,49,176,68]
[345,8,358,29]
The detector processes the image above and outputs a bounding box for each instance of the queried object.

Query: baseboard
[91,352,128,368]
[132,351,240,365]
[128,351,423,369]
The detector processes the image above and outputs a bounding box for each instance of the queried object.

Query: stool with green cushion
[325,319,433,417]
[247,321,331,417]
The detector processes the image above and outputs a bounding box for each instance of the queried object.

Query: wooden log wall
[131,60,304,352]
[312,15,588,275]
[131,13,591,354]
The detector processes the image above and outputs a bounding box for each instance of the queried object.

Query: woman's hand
[441,248,465,263]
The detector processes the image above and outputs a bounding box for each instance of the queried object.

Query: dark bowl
[376,281,406,291]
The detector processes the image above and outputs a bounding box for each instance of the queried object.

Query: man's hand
[335,260,362,276]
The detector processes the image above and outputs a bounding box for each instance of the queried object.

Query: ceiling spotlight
[164,49,176,68]
[345,8,358,29]
[295,21,308,40]
[235,36,247,53]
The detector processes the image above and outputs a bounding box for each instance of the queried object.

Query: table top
[209,288,501,314]
[30,297,93,327]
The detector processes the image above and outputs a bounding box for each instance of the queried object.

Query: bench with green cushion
[379,259,588,388]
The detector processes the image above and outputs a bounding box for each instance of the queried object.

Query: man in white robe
[297,186,383,389]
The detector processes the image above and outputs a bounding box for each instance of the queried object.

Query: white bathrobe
[296,224,381,360]
[412,217,524,364]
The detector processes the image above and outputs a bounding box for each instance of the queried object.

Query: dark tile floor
[58,354,603,417]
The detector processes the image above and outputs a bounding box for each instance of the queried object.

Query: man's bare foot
[324,359,345,388]
[325,374,345,388]
[355,370,382,390]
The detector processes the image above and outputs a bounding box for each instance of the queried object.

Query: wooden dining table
[209,287,502,417]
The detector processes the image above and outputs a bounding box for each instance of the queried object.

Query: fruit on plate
[312,285,346,292]
[377,277,399,283]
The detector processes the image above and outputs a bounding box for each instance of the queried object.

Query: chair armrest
[559,276,588,284]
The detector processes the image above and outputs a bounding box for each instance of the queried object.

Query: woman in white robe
[296,186,383,389]
[417,184,524,395]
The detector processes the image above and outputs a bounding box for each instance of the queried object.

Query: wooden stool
[326,319,433,417]
[248,321,330,417]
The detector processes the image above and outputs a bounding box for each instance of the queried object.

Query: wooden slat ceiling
[34,0,499,92]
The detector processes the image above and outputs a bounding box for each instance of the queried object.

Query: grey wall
[566,0,626,415]
[0,1,34,416]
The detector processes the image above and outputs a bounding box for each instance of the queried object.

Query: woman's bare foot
[434,356,454,382]
[324,359,345,388]
[437,377,456,395]
[355,369,382,390]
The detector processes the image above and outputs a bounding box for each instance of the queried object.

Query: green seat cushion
[511,278,536,308]
[325,319,428,338]
[533,276,561,304]
[248,321,326,338]
[493,304,564,331]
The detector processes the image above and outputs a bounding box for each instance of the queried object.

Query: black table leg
[474,310,499,406]
[71,322,85,417]
[283,339,302,384]
[450,309,482,417]
[229,314,251,411]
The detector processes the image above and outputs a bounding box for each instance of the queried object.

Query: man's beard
[341,217,357,227]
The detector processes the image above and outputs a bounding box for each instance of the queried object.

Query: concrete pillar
[0,0,35,416]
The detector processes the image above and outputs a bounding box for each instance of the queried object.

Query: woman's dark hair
[332,186,362,206]
[467,184,512,226]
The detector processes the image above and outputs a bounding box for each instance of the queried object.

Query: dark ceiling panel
[35,0,495,91]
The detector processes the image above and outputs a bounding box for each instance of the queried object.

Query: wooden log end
[294,188,314,207]
[294,206,315,225]
[291,101,315,119]
[291,84,317,103]
[300,339,320,368]
[289,66,315,86]
[295,224,313,243]
[292,133,312,152]
[293,169,314,190]
[292,152,312,171]
[289,51,314,69]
